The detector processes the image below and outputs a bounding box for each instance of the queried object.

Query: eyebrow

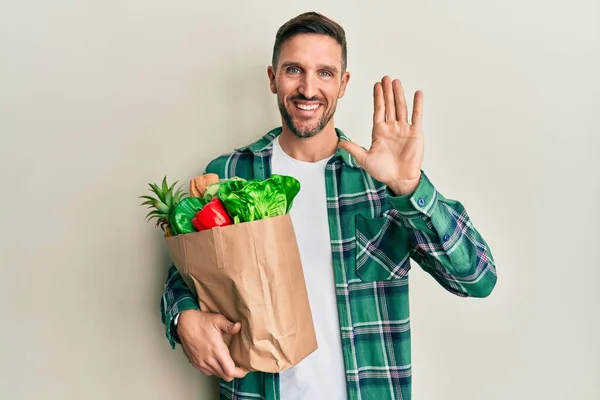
[280,62,339,74]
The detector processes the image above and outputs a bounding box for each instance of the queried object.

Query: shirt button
[443,234,450,242]
[417,198,425,207]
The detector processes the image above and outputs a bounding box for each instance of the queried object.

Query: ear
[338,71,351,99]
[267,66,277,94]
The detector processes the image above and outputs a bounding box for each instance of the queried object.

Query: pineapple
[139,176,187,237]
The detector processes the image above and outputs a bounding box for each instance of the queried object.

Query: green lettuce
[204,177,246,202]
[269,174,301,213]
[218,174,300,223]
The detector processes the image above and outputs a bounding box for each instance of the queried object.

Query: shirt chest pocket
[354,213,412,282]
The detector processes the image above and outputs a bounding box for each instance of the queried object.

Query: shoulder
[204,151,254,180]
[204,127,282,179]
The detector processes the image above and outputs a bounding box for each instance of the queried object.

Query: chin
[291,131,320,139]
[290,123,322,139]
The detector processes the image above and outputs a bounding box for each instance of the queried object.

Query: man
[160,11,497,400]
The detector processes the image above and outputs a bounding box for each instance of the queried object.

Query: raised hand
[338,76,424,195]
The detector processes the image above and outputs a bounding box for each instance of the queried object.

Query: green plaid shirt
[160,127,497,400]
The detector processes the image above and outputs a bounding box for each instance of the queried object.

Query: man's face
[268,34,350,139]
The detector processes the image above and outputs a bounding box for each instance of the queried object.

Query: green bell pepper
[169,196,207,235]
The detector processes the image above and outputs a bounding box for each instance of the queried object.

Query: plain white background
[1,0,598,399]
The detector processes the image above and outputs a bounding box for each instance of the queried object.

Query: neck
[278,121,339,162]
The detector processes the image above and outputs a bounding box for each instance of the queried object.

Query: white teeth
[296,103,319,111]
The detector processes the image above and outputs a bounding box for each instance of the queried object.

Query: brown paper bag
[165,213,318,373]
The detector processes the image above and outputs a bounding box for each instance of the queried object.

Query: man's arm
[387,172,497,298]
[160,163,216,349]
[160,264,200,348]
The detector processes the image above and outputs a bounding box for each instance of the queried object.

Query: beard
[278,94,337,139]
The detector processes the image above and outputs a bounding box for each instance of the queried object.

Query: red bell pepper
[192,198,233,231]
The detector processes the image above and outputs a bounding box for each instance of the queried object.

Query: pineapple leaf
[140,177,182,233]
[178,183,187,195]
[174,186,186,200]
[145,210,162,220]
[155,202,170,214]
[149,183,163,199]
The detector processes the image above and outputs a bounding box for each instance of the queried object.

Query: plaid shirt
[160,127,497,400]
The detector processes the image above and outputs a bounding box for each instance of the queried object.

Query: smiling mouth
[294,102,321,111]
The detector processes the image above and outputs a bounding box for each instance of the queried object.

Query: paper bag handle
[212,226,225,269]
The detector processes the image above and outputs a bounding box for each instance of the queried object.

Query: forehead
[278,33,343,68]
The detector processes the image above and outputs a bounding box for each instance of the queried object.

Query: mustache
[289,95,325,103]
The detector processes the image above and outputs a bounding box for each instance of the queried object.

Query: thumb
[228,321,242,335]
[337,140,367,168]
[213,315,238,333]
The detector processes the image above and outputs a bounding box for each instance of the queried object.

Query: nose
[298,72,319,100]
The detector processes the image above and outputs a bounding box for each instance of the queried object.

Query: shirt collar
[235,126,360,168]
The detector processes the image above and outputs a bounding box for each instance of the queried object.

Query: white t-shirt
[271,136,348,400]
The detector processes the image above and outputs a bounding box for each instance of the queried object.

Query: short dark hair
[272,12,347,72]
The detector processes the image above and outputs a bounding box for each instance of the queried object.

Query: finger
[182,345,215,375]
[411,90,424,127]
[393,79,408,123]
[382,76,396,121]
[216,347,238,379]
[216,346,248,381]
[197,362,217,377]
[207,357,231,381]
[373,82,384,124]
[337,140,368,168]
[230,367,249,379]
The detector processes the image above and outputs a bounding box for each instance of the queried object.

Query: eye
[319,70,333,77]
[287,66,301,74]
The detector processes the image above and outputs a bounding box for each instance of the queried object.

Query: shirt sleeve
[386,171,497,298]
[160,264,200,349]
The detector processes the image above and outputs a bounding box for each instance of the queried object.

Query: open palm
[339,76,424,195]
